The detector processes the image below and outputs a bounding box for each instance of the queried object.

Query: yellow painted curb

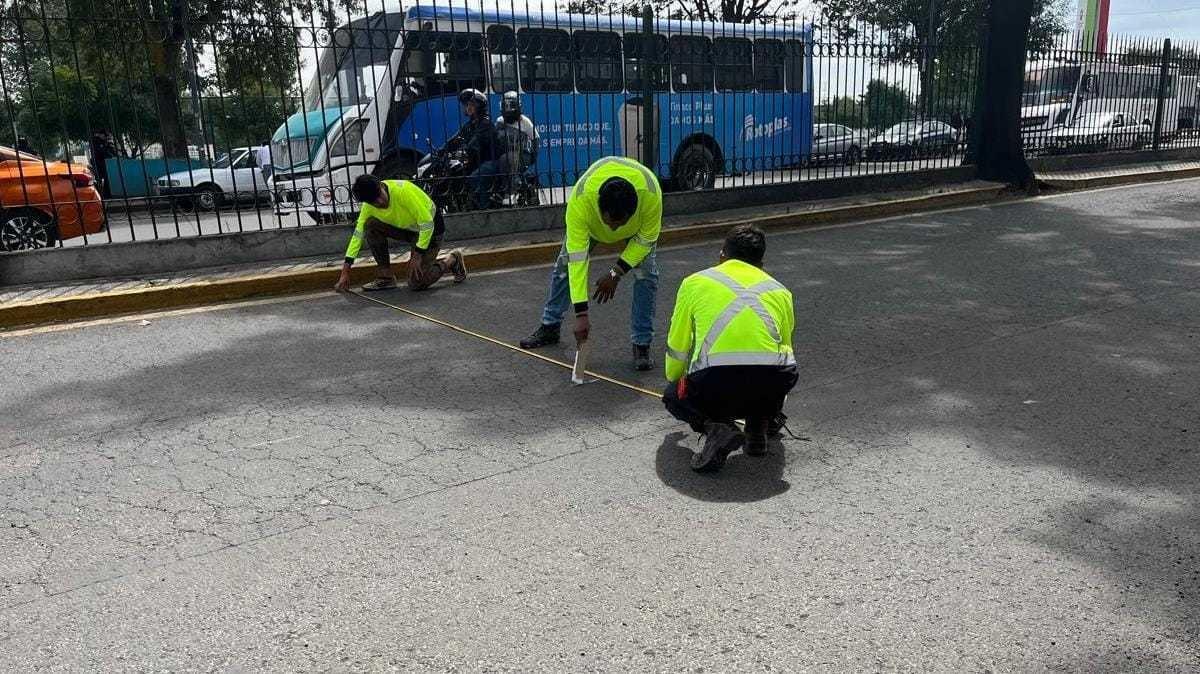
[1,184,1003,331]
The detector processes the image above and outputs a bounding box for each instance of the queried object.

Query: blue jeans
[469,159,505,209]
[539,243,658,346]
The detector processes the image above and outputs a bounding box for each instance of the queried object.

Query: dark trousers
[663,364,798,434]
[365,209,448,290]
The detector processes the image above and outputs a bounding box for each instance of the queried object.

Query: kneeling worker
[662,225,798,472]
[519,156,662,370]
[334,174,467,292]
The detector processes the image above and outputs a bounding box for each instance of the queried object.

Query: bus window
[753,39,785,91]
[517,28,574,92]
[670,35,713,92]
[714,38,752,91]
[784,40,806,93]
[488,25,518,93]
[399,31,486,99]
[574,30,622,92]
[623,33,669,92]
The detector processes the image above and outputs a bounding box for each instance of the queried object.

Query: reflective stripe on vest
[573,156,659,199]
[690,268,791,373]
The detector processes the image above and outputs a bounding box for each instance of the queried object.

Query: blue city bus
[271,3,813,219]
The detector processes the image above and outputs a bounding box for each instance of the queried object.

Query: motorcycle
[415,139,540,213]
[415,143,471,213]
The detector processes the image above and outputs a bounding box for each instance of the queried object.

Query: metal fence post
[641,5,657,172]
[1152,38,1172,151]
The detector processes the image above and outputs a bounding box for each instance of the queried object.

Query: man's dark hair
[353,174,383,203]
[723,224,766,266]
[598,177,638,222]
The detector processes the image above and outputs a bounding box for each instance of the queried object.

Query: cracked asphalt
[2,179,1198,671]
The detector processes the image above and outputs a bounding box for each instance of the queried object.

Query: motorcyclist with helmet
[444,89,500,205]
[488,91,540,207]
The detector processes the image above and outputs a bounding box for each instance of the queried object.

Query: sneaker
[632,344,651,371]
[449,250,468,283]
[362,277,398,291]
[744,417,769,457]
[691,421,744,472]
[519,324,560,349]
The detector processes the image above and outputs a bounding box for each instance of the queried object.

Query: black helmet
[457,88,487,115]
[500,91,522,124]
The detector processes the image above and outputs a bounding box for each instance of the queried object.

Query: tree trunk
[149,38,189,159]
[973,0,1035,190]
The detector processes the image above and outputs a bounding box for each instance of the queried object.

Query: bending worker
[334,174,467,293]
[662,225,798,472]
[519,156,662,371]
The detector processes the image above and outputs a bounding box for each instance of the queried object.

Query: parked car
[809,124,869,165]
[0,146,104,252]
[1044,112,1151,154]
[155,146,271,211]
[866,120,958,160]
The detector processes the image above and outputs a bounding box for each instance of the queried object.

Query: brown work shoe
[362,277,398,291]
[449,249,468,283]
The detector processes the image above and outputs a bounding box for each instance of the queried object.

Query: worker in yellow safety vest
[662,224,798,472]
[333,174,467,293]
[518,156,663,371]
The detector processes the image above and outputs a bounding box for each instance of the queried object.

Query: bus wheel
[675,144,717,191]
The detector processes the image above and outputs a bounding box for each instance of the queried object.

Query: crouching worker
[334,174,467,293]
[662,225,798,472]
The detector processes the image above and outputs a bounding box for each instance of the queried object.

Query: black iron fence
[1022,31,1200,158]
[0,0,1191,255]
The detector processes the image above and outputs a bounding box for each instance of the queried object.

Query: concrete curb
[1,183,1004,330]
[1038,164,1200,191]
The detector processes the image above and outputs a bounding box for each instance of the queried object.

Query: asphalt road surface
[64,157,959,247]
[2,179,1198,670]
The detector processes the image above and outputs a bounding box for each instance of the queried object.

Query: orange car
[0,146,105,251]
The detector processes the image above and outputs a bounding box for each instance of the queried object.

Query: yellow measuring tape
[351,291,663,399]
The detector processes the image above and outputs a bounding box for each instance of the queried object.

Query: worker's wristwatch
[609,267,624,281]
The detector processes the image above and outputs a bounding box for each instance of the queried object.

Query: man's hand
[333,265,352,293]
[592,270,620,304]
[573,313,590,344]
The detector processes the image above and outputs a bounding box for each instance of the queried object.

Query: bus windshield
[302,15,402,111]
[1023,66,1081,106]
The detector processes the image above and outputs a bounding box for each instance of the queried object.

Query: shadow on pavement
[654,431,790,503]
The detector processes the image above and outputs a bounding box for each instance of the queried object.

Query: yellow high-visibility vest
[344,180,436,263]
[564,156,663,308]
[665,259,795,382]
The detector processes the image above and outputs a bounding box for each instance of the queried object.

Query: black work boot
[519,323,560,349]
[744,417,770,457]
[632,344,651,371]
[767,412,788,438]
[692,421,744,472]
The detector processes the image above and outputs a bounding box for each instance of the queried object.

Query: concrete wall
[2,167,975,287]
[1029,146,1200,173]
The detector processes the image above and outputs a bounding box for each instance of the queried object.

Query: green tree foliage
[563,0,806,23]
[1122,43,1200,77]
[815,79,913,130]
[861,78,911,129]
[2,0,335,158]
[815,95,863,127]
[818,0,1066,114]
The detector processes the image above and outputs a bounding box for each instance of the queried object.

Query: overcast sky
[1103,0,1200,43]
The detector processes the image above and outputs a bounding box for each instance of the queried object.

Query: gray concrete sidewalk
[1,178,1197,670]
